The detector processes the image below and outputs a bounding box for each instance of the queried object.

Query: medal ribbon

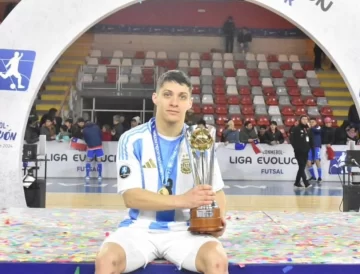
[150,118,185,188]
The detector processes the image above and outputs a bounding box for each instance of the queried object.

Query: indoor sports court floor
[46,178,343,212]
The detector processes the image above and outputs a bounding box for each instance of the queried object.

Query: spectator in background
[222,16,236,53]
[258,125,267,143]
[223,120,239,144]
[288,120,299,137]
[220,123,229,142]
[130,116,141,128]
[40,118,56,141]
[102,124,112,141]
[346,126,359,144]
[264,121,284,145]
[64,118,73,135]
[314,44,324,71]
[40,108,62,134]
[56,125,71,142]
[237,28,252,53]
[334,120,350,145]
[24,117,39,144]
[196,119,206,129]
[321,117,335,146]
[71,118,85,139]
[239,121,258,143]
[112,114,125,141]
[348,104,360,129]
[307,118,322,183]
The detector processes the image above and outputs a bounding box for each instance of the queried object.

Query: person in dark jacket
[290,115,312,188]
[24,117,40,144]
[112,115,125,141]
[222,16,236,53]
[258,125,267,144]
[321,117,335,146]
[71,118,85,139]
[264,121,284,145]
[83,122,104,181]
[40,118,56,141]
[348,104,360,129]
[239,121,258,143]
[334,120,350,144]
[307,118,322,183]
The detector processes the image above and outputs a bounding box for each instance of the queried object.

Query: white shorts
[101,227,220,273]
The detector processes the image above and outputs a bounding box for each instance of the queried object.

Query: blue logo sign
[0,49,36,92]
[0,121,17,141]
[328,151,347,175]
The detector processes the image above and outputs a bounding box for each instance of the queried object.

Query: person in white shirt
[95,70,228,274]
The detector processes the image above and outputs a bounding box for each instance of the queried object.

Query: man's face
[325,122,332,128]
[45,120,52,127]
[78,122,85,128]
[119,116,125,123]
[65,121,71,128]
[300,117,308,125]
[152,81,192,124]
[260,128,266,135]
[310,120,317,127]
[246,123,253,130]
[131,120,138,128]
[270,124,276,131]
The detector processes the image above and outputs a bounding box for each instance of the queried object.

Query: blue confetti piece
[283,266,293,273]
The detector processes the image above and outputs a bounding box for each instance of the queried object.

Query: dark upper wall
[100,0,294,29]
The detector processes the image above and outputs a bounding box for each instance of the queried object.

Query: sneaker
[294,183,302,188]
[98,176,102,181]
[308,176,316,181]
[317,178,322,184]
[304,182,312,189]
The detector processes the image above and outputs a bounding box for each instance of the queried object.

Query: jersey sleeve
[212,156,225,192]
[117,132,143,194]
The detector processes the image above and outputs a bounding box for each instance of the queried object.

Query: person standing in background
[307,118,322,183]
[314,44,324,71]
[222,16,235,53]
[112,115,125,141]
[290,115,312,188]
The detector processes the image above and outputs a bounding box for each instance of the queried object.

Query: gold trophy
[186,124,223,233]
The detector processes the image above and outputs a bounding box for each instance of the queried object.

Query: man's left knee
[196,241,228,274]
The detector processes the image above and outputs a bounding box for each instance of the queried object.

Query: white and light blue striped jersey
[116,121,224,231]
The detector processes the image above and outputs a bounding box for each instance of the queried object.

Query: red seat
[320,106,333,116]
[216,106,228,114]
[263,87,276,96]
[106,74,116,83]
[294,70,306,79]
[239,86,250,95]
[201,53,211,60]
[247,69,260,78]
[315,117,323,126]
[240,96,252,105]
[302,63,314,71]
[155,60,167,67]
[189,68,201,76]
[142,68,154,75]
[214,86,225,95]
[202,105,214,114]
[224,69,236,77]
[304,97,317,106]
[228,96,240,105]
[280,63,291,70]
[285,78,298,88]
[288,88,300,96]
[135,51,145,59]
[295,106,306,116]
[281,107,294,116]
[267,55,278,62]
[141,76,154,84]
[107,68,117,75]
[257,116,270,126]
[244,116,257,126]
[192,104,201,114]
[215,96,227,105]
[249,78,261,86]
[231,115,243,126]
[99,58,110,65]
[291,97,304,106]
[216,115,228,125]
[330,117,338,128]
[284,117,296,127]
[192,85,200,94]
[266,96,278,106]
[166,60,177,70]
[235,61,246,69]
[312,88,325,97]
[217,126,225,138]
[271,70,283,78]
[242,105,254,115]
[213,77,225,86]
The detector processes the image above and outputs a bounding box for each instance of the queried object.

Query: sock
[85,162,91,177]
[308,166,315,178]
[97,162,102,177]
[317,167,322,179]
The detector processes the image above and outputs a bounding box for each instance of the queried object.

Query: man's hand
[248,139,253,143]
[180,185,215,208]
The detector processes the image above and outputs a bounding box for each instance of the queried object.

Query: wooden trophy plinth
[188,206,223,233]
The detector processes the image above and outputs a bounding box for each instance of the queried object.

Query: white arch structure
[0,0,359,207]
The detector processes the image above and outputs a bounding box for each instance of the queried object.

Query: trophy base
[188,207,223,234]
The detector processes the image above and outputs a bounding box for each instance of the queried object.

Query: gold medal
[158,187,169,195]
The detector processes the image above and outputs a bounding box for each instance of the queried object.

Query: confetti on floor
[1,208,360,264]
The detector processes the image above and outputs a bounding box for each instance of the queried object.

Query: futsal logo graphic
[119,165,131,179]
[0,49,36,92]
[328,151,347,175]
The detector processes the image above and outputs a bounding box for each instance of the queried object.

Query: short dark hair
[244,121,252,127]
[156,70,192,93]
[270,121,277,126]
[309,117,316,121]
[197,119,206,127]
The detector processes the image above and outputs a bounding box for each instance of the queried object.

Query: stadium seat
[242,105,254,115]
[285,78,297,87]
[246,53,256,61]
[212,53,222,61]
[213,61,223,69]
[190,52,200,60]
[271,115,284,126]
[192,95,201,104]
[251,87,263,95]
[253,95,265,105]
[215,105,228,115]
[131,66,142,75]
[292,63,302,70]
[288,88,301,96]
[317,97,328,106]
[321,106,333,116]
[257,54,266,62]
[312,88,325,97]
[239,86,251,95]
[202,105,214,114]
[250,78,261,87]
[229,105,241,115]
[315,117,323,126]
[257,116,270,126]
[202,85,213,94]
[258,61,268,69]
[203,115,215,125]
[279,96,291,106]
[267,55,278,62]
[93,76,105,83]
[113,50,123,58]
[96,66,107,74]
[330,117,338,127]
[308,106,320,117]
[224,53,234,60]
[262,78,273,87]
[309,78,321,88]
[213,77,225,86]
[145,51,156,59]
[135,51,145,59]
[213,68,224,76]
[224,69,236,77]
[284,117,296,127]
[215,95,227,105]
[271,70,283,78]
[228,96,240,105]
[214,86,225,95]
[192,85,200,94]
[226,86,238,95]
[90,49,101,57]
[216,115,228,125]
[235,61,246,69]
[263,87,276,96]
[266,96,278,106]
[247,61,257,69]
[298,79,309,87]
[291,97,304,106]
[224,61,235,69]
[244,116,257,126]
[83,74,93,83]
[260,69,271,78]
[231,115,243,126]
[87,58,98,65]
[304,97,317,106]
[201,76,212,85]
[157,51,167,59]
[226,77,237,86]
[190,76,200,86]
[302,63,314,71]
[234,53,245,60]
[122,59,132,66]
[119,75,128,84]
[179,52,189,59]
[190,68,201,76]
[99,58,110,65]
[273,78,285,87]
[268,106,281,116]
[280,63,291,70]
[238,77,249,86]
[269,62,280,70]
[306,70,317,78]
[281,106,294,116]
[190,60,200,68]
[144,59,155,67]
[201,53,211,60]
[179,60,189,68]
[283,70,294,78]
[276,87,287,96]
[294,70,306,79]
[202,94,214,104]
[240,96,252,105]
[301,87,312,96]
[295,106,306,116]
[278,54,288,62]
[289,55,299,62]
[191,104,201,114]
[247,69,260,78]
